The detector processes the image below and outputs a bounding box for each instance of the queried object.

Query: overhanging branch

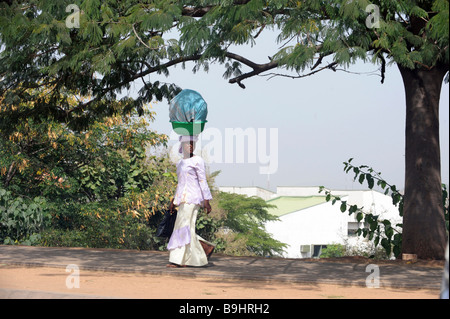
[260,62,338,81]
[225,52,279,88]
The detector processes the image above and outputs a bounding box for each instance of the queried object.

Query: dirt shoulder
[0,265,441,299]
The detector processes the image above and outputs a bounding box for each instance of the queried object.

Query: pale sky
[127,30,449,192]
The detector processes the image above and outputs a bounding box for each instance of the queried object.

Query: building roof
[266,196,328,217]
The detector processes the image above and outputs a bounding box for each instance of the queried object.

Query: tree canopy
[1,1,447,129]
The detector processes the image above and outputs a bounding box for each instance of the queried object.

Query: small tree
[212,191,287,256]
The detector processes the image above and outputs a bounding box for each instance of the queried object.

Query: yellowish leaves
[35,170,69,189]
[307,20,319,33]
[129,210,140,218]
[9,131,23,143]
[17,159,29,173]
[121,192,164,220]
[139,117,148,126]
[47,126,58,140]
[104,116,123,127]
[119,230,126,244]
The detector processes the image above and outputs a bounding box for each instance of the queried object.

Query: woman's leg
[168,203,208,267]
[185,205,208,266]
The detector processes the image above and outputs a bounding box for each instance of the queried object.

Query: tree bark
[4,161,16,188]
[398,63,448,260]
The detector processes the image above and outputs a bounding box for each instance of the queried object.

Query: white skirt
[167,203,209,267]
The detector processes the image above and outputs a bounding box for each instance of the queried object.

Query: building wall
[275,186,323,197]
[265,190,402,259]
[219,186,402,259]
[265,200,349,258]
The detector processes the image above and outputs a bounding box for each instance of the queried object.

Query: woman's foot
[199,241,215,260]
[207,247,214,259]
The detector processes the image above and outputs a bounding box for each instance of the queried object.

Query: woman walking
[167,135,214,268]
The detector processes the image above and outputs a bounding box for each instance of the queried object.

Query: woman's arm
[194,157,213,212]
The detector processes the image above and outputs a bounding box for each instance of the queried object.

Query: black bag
[156,209,177,237]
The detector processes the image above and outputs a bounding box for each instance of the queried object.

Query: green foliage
[0,188,50,245]
[212,191,287,257]
[319,244,346,258]
[0,84,179,249]
[320,159,404,258]
[1,0,448,134]
[320,158,449,258]
[40,202,165,250]
[1,89,171,202]
[0,0,182,131]
[342,158,404,215]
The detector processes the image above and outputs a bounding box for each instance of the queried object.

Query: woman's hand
[169,198,175,213]
[204,200,212,215]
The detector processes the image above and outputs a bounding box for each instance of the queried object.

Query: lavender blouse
[173,155,212,206]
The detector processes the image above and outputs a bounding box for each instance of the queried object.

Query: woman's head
[181,141,196,155]
[179,135,198,156]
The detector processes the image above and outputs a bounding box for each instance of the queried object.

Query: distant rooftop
[218,186,392,218]
[266,196,327,217]
[218,186,328,201]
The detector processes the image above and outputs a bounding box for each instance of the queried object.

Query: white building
[219,186,402,259]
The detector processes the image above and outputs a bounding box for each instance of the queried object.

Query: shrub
[319,244,346,258]
[40,201,167,250]
[0,188,50,245]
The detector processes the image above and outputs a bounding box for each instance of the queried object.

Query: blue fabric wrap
[169,89,208,123]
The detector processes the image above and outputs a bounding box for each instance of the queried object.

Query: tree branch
[182,5,215,17]
[65,53,204,116]
[260,61,338,81]
[225,52,279,88]
[107,54,203,92]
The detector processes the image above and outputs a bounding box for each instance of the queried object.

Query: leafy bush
[40,202,167,250]
[319,244,346,258]
[0,188,50,245]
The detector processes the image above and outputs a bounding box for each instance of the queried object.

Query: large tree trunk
[398,63,448,260]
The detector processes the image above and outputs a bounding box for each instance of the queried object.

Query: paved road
[0,245,445,298]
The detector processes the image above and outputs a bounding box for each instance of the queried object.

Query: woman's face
[182,141,196,155]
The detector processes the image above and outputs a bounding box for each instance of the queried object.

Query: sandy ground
[0,265,440,299]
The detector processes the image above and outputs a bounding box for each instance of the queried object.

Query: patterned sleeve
[194,157,213,201]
